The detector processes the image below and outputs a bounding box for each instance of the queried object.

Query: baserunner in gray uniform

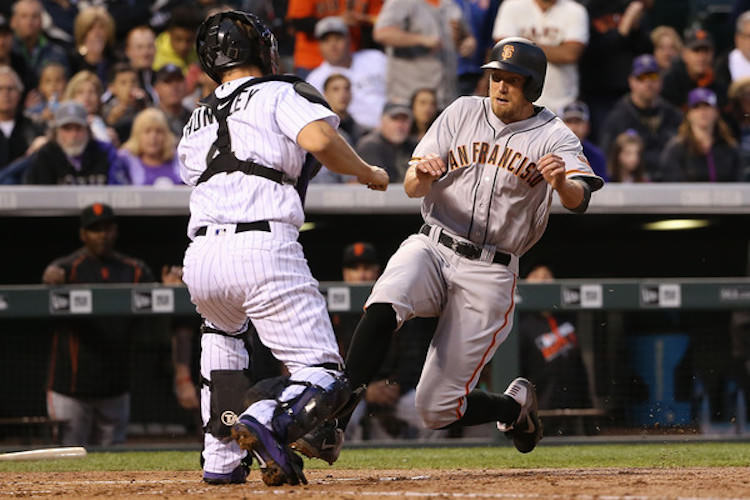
[292,37,604,462]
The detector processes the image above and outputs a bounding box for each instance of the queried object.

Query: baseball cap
[342,242,378,267]
[315,16,348,39]
[684,27,714,50]
[382,101,412,119]
[80,203,115,229]
[687,87,717,108]
[54,101,88,128]
[559,100,590,122]
[630,54,660,77]
[154,63,184,83]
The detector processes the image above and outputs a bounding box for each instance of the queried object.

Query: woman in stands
[117,108,182,186]
[659,88,741,182]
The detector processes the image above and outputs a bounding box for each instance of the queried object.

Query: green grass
[1,443,750,472]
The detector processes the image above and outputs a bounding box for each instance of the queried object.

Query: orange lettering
[487,145,500,165]
[457,145,469,167]
[478,142,489,164]
[448,150,459,170]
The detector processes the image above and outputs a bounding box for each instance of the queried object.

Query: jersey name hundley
[182,87,259,137]
[446,142,544,187]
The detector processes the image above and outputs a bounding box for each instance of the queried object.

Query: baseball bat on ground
[0,446,87,462]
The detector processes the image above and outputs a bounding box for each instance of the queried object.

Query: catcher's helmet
[197,10,279,84]
[481,37,547,103]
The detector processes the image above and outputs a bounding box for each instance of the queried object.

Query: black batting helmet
[481,37,547,103]
[197,10,279,84]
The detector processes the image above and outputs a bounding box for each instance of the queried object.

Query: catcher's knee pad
[269,373,351,444]
[206,369,253,439]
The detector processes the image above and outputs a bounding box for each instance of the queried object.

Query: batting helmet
[197,10,279,84]
[481,37,547,103]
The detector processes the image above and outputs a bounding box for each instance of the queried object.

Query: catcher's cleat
[231,415,308,486]
[202,463,250,485]
[496,377,543,453]
[290,419,344,465]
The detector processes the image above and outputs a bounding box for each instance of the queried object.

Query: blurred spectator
[0,13,33,93]
[118,108,181,186]
[68,7,115,86]
[607,130,648,182]
[334,242,440,441]
[733,2,750,32]
[40,0,78,44]
[323,73,365,146]
[182,68,218,111]
[10,0,69,86]
[559,100,608,181]
[0,65,39,169]
[518,264,592,432]
[660,88,740,182]
[725,77,750,180]
[661,27,720,109]
[24,100,123,184]
[599,54,682,180]
[306,16,387,130]
[716,11,750,98]
[43,203,154,446]
[97,0,152,41]
[492,0,588,113]
[153,63,191,138]
[355,101,417,182]
[579,0,653,138]
[63,70,111,143]
[286,0,382,78]
[123,25,157,105]
[409,87,438,143]
[23,60,66,132]
[650,25,683,73]
[312,74,363,184]
[153,5,200,74]
[102,63,147,144]
[374,0,473,109]
[454,0,501,96]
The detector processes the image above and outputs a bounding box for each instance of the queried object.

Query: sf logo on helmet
[502,45,515,60]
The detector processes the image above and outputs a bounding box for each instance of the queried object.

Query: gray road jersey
[413,96,603,256]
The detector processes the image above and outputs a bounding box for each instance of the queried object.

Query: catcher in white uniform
[295,37,604,463]
[178,11,388,486]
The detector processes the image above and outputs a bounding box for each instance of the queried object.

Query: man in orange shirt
[286,0,382,77]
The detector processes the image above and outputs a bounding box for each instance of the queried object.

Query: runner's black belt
[195,220,271,237]
[420,224,511,266]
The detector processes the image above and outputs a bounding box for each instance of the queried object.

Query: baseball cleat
[202,463,250,485]
[290,419,344,465]
[496,377,543,453]
[231,415,307,486]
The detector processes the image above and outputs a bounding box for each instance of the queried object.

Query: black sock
[449,389,521,427]
[336,303,397,431]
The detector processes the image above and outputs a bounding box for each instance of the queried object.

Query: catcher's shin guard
[270,373,351,443]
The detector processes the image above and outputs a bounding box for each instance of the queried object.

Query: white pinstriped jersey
[178,76,339,238]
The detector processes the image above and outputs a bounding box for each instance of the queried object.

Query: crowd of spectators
[0,0,750,187]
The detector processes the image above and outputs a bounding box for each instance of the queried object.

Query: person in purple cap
[599,53,682,180]
[659,87,740,182]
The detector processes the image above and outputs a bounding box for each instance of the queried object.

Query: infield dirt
[2,467,750,499]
